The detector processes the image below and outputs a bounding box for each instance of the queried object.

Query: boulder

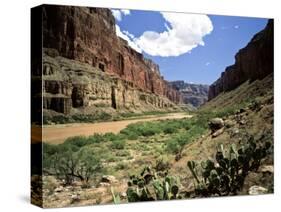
[101,175,117,184]
[209,118,224,132]
[99,182,110,187]
[248,186,268,195]
[54,186,64,192]
[71,194,80,202]
[259,165,274,174]
[224,119,235,128]
[120,192,127,198]
[212,128,224,138]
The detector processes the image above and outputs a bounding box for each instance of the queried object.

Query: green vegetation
[43,110,180,125]
[43,97,273,204]
[111,139,126,149]
[122,136,272,202]
[126,164,181,202]
[43,110,228,186]
[43,143,102,185]
[187,138,272,197]
[118,111,178,119]
[43,112,112,124]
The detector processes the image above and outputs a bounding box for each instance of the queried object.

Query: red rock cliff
[208,20,273,100]
[42,5,181,104]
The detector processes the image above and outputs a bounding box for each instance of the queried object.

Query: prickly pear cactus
[126,165,181,202]
[187,137,272,197]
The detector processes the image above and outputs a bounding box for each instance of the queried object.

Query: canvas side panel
[31,5,43,208]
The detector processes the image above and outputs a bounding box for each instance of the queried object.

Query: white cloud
[115,25,142,53]
[121,9,130,15]
[111,9,131,22]
[114,12,213,57]
[135,12,213,57]
[234,25,239,29]
[111,10,122,21]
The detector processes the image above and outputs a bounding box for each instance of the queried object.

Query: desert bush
[165,132,190,154]
[165,139,181,154]
[43,111,112,124]
[104,132,125,141]
[115,162,128,170]
[155,158,171,172]
[162,122,179,134]
[87,133,106,144]
[43,115,71,124]
[121,122,162,138]
[111,139,126,149]
[64,136,89,148]
[115,150,130,157]
[62,134,106,150]
[43,145,102,185]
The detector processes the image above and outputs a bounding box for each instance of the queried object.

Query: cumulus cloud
[135,12,213,57]
[114,12,213,57]
[121,9,130,15]
[111,9,131,21]
[115,25,142,53]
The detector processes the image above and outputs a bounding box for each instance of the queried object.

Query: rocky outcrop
[42,52,178,115]
[169,81,209,107]
[208,20,273,100]
[41,5,181,116]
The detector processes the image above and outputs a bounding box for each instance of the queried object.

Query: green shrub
[163,122,179,134]
[165,139,181,154]
[87,133,105,144]
[111,139,126,150]
[115,162,128,170]
[165,132,190,154]
[104,132,125,141]
[43,146,102,185]
[121,122,162,138]
[64,136,89,148]
[116,150,130,157]
[62,134,105,149]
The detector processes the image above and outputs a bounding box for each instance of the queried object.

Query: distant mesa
[169,81,209,107]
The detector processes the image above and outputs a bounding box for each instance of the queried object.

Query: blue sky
[111,9,268,85]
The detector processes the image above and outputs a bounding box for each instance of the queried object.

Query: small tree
[44,145,102,185]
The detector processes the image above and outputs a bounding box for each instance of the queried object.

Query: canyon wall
[40,5,181,116]
[169,81,209,107]
[208,20,273,100]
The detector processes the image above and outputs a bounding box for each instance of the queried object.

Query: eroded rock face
[42,5,181,112]
[170,81,209,107]
[208,20,273,100]
[41,53,178,115]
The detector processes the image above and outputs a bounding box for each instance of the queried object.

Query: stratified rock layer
[169,81,209,107]
[42,52,179,115]
[208,20,273,100]
[41,5,181,115]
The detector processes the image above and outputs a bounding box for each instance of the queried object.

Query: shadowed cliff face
[169,81,209,107]
[208,20,273,100]
[41,5,181,115]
